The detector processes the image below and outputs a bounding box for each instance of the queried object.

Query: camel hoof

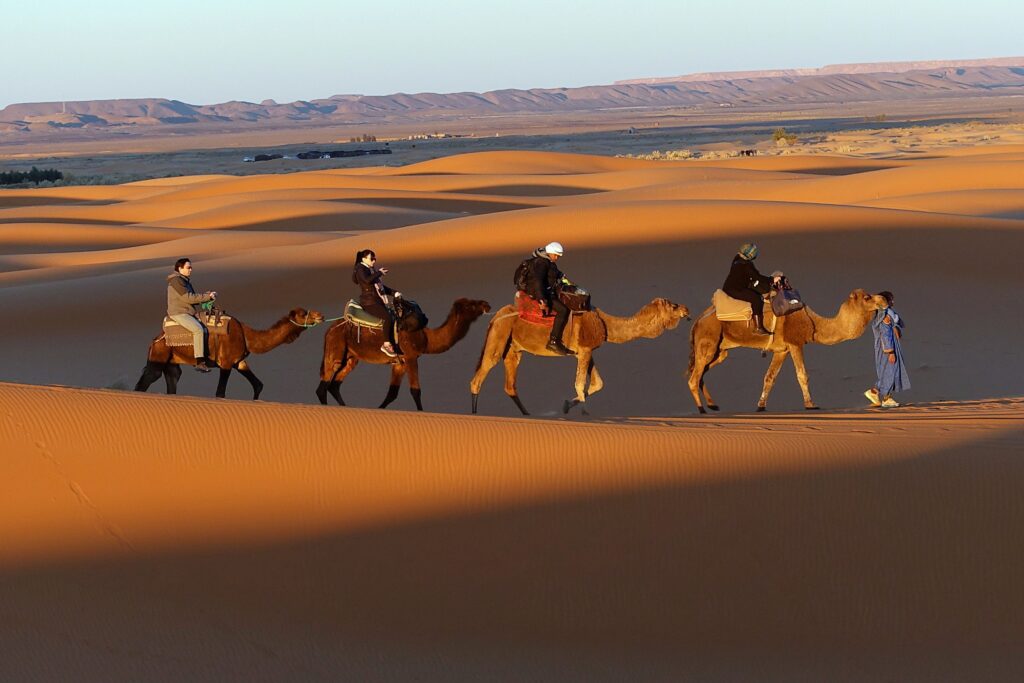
[756,406,766,412]
[707,404,720,412]
[698,406,707,414]
[805,405,820,411]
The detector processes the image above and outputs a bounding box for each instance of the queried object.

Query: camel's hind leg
[317,338,352,406]
[469,313,515,414]
[688,335,722,414]
[502,348,529,415]
[756,350,789,412]
[700,350,729,411]
[379,363,407,409]
[563,350,594,414]
[787,344,818,410]
[135,361,164,393]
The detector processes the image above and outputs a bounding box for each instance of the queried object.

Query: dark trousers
[724,288,764,318]
[548,298,570,341]
[362,301,397,346]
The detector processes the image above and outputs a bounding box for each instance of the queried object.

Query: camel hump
[344,300,385,329]
[161,312,232,346]
[712,289,752,321]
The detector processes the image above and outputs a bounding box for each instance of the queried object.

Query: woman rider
[353,249,402,357]
[722,243,779,336]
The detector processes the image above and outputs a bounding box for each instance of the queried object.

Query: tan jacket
[166,272,213,317]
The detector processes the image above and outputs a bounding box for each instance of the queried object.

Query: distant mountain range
[2,57,1023,142]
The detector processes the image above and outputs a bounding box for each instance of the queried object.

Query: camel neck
[807,303,873,345]
[424,309,471,354]
[242,316,303,354]
[600,304,665,343]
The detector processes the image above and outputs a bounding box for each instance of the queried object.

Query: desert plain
[3,104,1024,679]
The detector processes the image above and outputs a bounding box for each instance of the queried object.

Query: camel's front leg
[379,363,407,409]
[405,358,423,411]
[503,348,529,415]
[235,360,263,401]
[787,344,818,410]
[215,368,232,398]
[563,350,593,414]
[757,350,789,411]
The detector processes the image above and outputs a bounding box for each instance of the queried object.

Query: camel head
[287,308,325,327]
[452,298,492,321]
[845,289,888,315]
[650,297,691,330]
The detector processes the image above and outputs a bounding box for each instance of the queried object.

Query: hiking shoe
[881,396,900,408]
[380,343,398,358]
[546,339,575,355]
[752,327,771,337]
[194,358,213,373]
[864,389,882,407]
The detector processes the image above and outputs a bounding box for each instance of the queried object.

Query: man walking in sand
[865,290,910,408]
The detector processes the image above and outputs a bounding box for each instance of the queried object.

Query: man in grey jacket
[167,258,217,371]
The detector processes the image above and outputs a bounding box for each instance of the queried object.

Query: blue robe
[872,307,910,396]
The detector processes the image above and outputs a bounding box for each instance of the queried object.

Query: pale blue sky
[3,0,1023,108]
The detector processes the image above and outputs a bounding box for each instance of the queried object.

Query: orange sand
[2,146,1024,679]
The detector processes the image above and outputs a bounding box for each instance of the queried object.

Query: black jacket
[723,255,772,296]
[353,263,394,309]
[525,250,564,305]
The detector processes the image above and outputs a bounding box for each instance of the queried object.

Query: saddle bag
[771,285,805,317]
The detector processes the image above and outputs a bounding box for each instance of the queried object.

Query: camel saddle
[161,310,232,347]
[712,289,753,322]
[344,299,385,329]
[514,290,587,328]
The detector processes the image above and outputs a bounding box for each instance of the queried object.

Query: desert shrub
[0,166,64,185]
[772,128,798,145]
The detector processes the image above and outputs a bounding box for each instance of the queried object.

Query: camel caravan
[137,243,894,414]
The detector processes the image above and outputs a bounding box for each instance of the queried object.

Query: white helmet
[544,241,564,256]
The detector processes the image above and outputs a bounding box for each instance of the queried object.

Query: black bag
[395,298,428,332]
[513,257,533,293]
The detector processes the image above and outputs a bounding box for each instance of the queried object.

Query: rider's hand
[208,291,217,299]
[379,267,389,275]
[888,352,896,364]
[394,291,402,299]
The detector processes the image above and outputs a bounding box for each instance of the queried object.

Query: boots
[194,357,213,372]
[752,313,771,336]
[546,337,575,355]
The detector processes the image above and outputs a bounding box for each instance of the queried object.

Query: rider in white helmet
[517,241,575,355]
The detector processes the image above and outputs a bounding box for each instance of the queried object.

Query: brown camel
[470,297,690,415]
[316,298,491,410]
[135,308,325,400]
[687,289,888,413]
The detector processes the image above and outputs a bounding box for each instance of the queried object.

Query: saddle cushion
[712,289,753,322]
[344,300,384,329]
[161,313,232,347]
[515,291,555,327]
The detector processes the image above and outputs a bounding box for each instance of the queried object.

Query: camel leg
[756,351,789,412]
[164,364,182,394]
[787,344,818,410]
[379,364,407,409]
[503,349,529,415]
[688,337,721,414]
[563,350,593,414]
[405,358,423,411]
[321,357,358,406]
[469,321,514,414]
[134,361,164,392]
[701,350,729,411]
[215,368,231,398]
[586,359,604,397]
[233,360,264,401]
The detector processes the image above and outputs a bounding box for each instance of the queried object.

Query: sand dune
[3,145,1024,680]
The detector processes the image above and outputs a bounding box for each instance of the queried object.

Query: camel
[316,298,491,410]
[470,297,690,415]
[135,308,325,400]
[687,289,888,413]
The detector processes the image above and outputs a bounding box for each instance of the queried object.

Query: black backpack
[513,257,534,292]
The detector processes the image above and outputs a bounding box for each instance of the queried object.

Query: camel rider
[353,248,403,358]
[722,243,780,336]
[167,257,217,371]
[522,241,575,355]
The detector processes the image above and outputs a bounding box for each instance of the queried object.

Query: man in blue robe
[865,291,910,408]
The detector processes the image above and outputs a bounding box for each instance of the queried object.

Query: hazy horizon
[4,0,1024,109]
